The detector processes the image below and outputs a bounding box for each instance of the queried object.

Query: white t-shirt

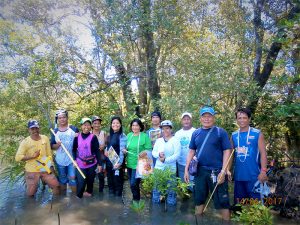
[175,127,196,166]
[152,136,180,173]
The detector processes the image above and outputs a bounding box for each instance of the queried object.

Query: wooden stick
[50,128,86,179]
[203,149,235,212]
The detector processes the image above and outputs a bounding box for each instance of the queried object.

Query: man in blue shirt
[184,106,232,220]
[231,108,268,204]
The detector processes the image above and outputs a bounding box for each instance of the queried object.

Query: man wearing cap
[231,108,268,204]
[15,120,60,197]
[184,106,232,220]
[152,120,181,205]
[51,109,79,193]
[175,112,196,188]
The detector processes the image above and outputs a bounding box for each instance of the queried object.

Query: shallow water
[0,178,297,225]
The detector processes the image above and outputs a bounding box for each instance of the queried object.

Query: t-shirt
[126,132,152,169]
[152,136,180,173]
[15,135,54,172]
[189,126,231,170]
[94,130,106,146]
[175,127,196,166]
[232,127,261,181]
[50,125,79,166]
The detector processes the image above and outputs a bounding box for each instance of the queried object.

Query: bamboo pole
[203,149,235,212]
[50,128,86,179]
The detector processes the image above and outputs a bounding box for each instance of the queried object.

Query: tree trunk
[139,0,161,109]
[285,43,300,156]
[248,3,300,114]
[115,62,133,115]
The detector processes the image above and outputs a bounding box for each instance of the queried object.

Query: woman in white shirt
[152,120,180,205]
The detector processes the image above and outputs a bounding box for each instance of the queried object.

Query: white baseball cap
[181,112,192,119]
[160,120,173,128]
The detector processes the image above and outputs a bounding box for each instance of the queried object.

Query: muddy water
[0,178,297,225]
[0,177,222,225]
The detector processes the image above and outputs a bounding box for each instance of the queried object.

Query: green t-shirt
[126,132,152,169]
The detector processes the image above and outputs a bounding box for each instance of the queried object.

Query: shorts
[25,172,59,196]
[56,163,76,186]
[194,167,230,209]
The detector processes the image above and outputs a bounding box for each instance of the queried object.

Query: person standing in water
[91,115,107,193]
[72,117,102,198]
[105,116,127,196]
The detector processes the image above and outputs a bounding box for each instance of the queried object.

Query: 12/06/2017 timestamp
[236,197,286,206]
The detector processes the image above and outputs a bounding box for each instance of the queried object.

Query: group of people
[15,106,268,221]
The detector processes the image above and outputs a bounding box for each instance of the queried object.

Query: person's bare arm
[217,149,231,184]
[258,133,268,182]
[184,149,195,183]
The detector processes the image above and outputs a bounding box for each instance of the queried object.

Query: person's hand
[53,141,62,150]
[159,152,165,158]
[139,151,147,158]
[258,171,268,183]
[159,152,165,163]
[217,170,226,184]
[50,166,56,175]
[184,170,190,183]
[73,161,79,168]
[144,162,151,171]
[74,133,79,137]
[104,151,108,157]
[97,165,102,173]
[122,149,128,155]
[99,144,105,151]
[226,170,232,182]
[32,150,40,159]
[114,163,121,170]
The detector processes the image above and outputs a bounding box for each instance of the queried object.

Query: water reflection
[0,178,297,225]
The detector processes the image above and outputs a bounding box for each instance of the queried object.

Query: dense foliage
[0,0,299,179]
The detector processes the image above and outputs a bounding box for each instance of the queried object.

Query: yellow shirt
[15,135,53,172]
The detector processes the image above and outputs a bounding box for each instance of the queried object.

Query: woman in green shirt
[124,118,152,201]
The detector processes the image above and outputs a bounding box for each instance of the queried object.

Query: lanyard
[237,127,250,162]
[127,133,140,156]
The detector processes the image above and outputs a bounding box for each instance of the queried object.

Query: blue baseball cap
[28,120,39,129]
[200,106,216,116]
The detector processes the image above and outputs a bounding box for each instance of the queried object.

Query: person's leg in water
[194,169,209,215]
[106,163,115,195]
[85,165,97,196]
[68,163,77,193]
[114,168,124,196]
[56,164,68,194]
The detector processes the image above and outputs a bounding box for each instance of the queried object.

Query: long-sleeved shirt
[72,133,102,166]
[152,136,181,173]
[106,132,127,165]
